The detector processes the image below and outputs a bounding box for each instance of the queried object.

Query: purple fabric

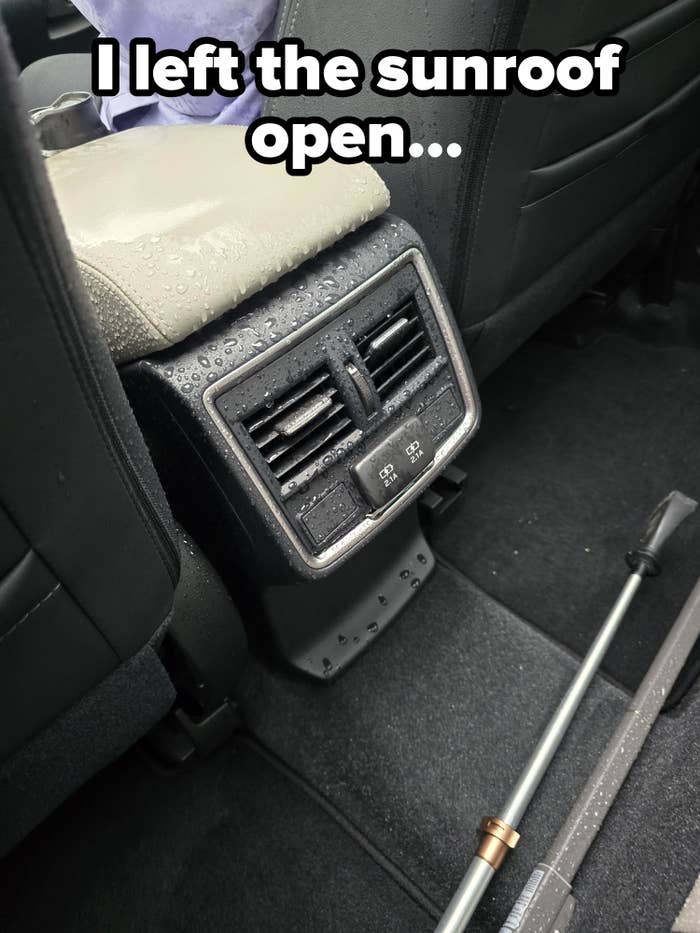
[72,0,278,130]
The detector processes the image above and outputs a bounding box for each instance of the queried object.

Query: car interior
[0,1,699,931]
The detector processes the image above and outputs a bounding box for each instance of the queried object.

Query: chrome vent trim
[203,248,481,572]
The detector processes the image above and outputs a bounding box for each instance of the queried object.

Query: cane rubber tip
[627,491,698,576]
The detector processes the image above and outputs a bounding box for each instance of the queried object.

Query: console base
[259,507,434,681]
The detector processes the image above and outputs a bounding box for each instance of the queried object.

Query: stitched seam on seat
[492,0,588,312]
[523,133,651,213]
[0,504,116,664]
[578,0,699,52]
[461,95,506,302]
[531,65,700,183]
[497,115,549,310]
[269,0,301,116]
[289,0,303,44]
[617,10,700,64]
[0,490,123,661]
[0,583,61,647]
[76,258,171,343]
[74,254,187,344]
[444,0,478,300]
[494,92,557,311]
[459,0,535,311]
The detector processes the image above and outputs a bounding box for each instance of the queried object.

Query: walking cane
[435,490,697,933]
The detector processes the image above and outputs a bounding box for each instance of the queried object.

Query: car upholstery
[269,0,700,378]
[0,22,179,855]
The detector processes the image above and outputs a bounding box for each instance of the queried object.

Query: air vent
[243,367,359,495]
[355,297,434,400]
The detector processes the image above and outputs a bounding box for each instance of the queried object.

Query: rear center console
[47,125,481,680]
[206,237,477,570]
[125,214,480,676]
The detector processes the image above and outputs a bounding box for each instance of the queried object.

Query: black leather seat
[0,23,178,855]
[271,0,700,378]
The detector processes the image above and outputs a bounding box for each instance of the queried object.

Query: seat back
[0,22,178,853]
[270,0,700,376]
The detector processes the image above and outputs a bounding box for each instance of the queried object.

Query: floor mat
[430,334,700,691]
[237,563,628,931]
[0,741,434,933]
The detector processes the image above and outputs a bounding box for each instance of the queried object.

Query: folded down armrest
[47,124,390,363]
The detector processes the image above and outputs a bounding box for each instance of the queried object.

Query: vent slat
[274,415,355,481]
[247,372,332,434]
[355,297,434,401]
[362,318,420,364]
[366,330,425,382]
[355,303,416,354]
[242,366,357,491]
[280,426,363,498]
[252,389,340,450]
[375,346,432,398]
[265,402,347,465]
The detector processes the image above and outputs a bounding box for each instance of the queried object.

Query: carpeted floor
[430,334,700,691]
[2,560,696,933]
[237,562,628,930]
[0,740,434,933]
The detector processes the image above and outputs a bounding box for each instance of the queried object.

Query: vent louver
[243,367,358,494]
[355,298,434,400]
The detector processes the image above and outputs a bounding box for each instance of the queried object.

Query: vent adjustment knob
[345,361,378,416]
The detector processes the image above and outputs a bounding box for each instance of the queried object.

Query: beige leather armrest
[47,125,390,363]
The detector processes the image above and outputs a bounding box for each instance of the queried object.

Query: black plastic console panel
[125,215,480,581]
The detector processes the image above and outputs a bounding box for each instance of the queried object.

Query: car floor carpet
[237,562,628,931]
[0,740,435,933]
[3,563,695,932]
[430,333,700,691]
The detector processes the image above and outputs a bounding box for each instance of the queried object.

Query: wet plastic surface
[125,215,477,581]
